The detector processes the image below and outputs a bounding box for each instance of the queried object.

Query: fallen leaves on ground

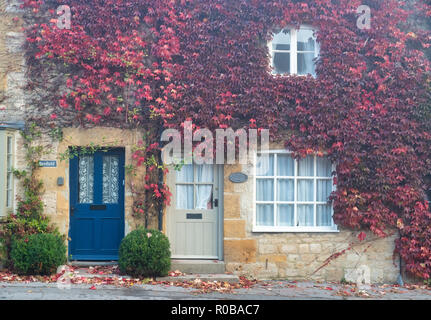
[149,276,259,294]
[168,270,185,277]
[0,268,259,294]
[2,267,431,296]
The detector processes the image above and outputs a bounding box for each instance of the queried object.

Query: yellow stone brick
[224,219,246,238]
[257,254,287,263]
[224,194,241,218]
[224,164,243,178]
[224,239,257,263]
[224,180,235,192]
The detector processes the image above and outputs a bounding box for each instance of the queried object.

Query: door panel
[69,149,125,260]
[168,164,222,259]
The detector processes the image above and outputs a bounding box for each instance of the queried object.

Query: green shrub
[10,233,67,275]
[119,228,171,277]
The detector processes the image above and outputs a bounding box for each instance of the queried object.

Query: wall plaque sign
[39,160,57,167]
[229,172,248,183]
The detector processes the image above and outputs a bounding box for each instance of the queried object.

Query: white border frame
[252,149,339,233]
[0,130,15,218]
[268,25,320,77]
[6,133,14,209]
[167,164,224,260]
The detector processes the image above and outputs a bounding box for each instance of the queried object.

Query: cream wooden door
[167,164,222,259]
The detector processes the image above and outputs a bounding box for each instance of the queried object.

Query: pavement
[2,279,431,300]
[1,265,431,300]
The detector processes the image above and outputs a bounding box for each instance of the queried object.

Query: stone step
[68,259,227,278]
[70,261,118,267]
[157,273,239,283]
[170,259,226,274]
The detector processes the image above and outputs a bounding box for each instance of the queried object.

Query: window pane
[297,204,314,226]
[6,190,12,208]
[273,52,290,74]
[272,30,290,50]
[277,154,294,176]
[256,179,274,201]
[256,154,274,176]
[297,179,314,201]
[257,204,274,226]
[297,29,315,51]
[298,156,314,176]
[317,179,332,202]
[196,185,213,209]
[317,205,332,226]
[277,179,294,201]
[78,156,94,203]
[196,164,213,183]
[176,185,193,209]
[277,204,294,226]
[7,136,12,154]
[297,52,315,76]
[316,157,332,177]
[102,155,119,204]
[6,172,12,208]
[176,164,194,182]
[7,155,11,171]
[6,172,11,192]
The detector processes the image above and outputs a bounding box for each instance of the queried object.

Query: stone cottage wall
[0,0,26,124]
[223,160,400,284]
[0,1,27,213]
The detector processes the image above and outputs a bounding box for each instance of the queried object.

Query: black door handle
[214,199,218,207]
[70,206,75,216]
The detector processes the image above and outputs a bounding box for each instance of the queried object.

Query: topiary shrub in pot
[118,228,171,278]
[10,233,67,276]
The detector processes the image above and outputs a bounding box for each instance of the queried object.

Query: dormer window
[269,26,319,77]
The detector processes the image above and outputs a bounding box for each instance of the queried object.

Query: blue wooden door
[69,149,125,260]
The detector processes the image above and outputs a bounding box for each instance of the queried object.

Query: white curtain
[256,154,333,227]
[277,179,294,201]
[277,204,294,226]
[316,157,332,176]
[176,164,194,209]
[195,164,213,209]
[257,204,274,226]
[317,205,332,226]
[297,205,314,226]
[277,154,294,176]
[297,29,316,76]
[297,179,313,201]
[176,185,193,209]
[256,179,273,201]
[298,156,314,176]
[316,156,332,225]
[317,179,331,202]
[102,155,119,204]
[176,164,193,182]
[256,154,274,176]
[176,164,214,210]
[78,156,94,203]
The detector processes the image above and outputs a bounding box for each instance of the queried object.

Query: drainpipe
[158,158,163,232]
[397,230,404,286]
[157,125,164,232]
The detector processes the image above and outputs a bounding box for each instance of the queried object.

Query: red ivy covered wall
[21,0,431,278]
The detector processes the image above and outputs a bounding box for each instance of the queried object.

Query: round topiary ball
[118,228,171,278]
[10,233,67,276]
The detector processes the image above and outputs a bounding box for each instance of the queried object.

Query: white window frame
[253,150,338,233]
[0,130,15,218]
[268,25,320,77]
